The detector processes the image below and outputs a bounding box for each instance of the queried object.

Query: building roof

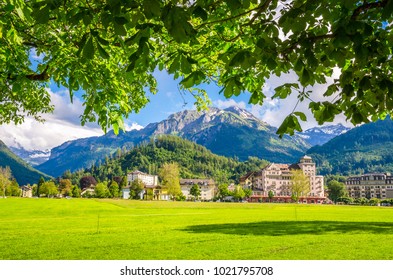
[180,179,215,185]
[240,171,254,181]
[288,163,301,170]
[128,170,147,175]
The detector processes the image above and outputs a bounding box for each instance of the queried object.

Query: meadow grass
[0,197,393,260]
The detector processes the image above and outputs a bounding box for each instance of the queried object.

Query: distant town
[4,154,392,207]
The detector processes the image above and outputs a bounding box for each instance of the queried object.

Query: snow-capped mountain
[9,146,51,166]
[37,106,310,177]
[297,123,352,146]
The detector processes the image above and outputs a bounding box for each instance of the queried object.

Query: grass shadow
[182,221,393,236]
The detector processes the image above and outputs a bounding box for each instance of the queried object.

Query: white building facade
[180,179,216,201]
[123,170,159,199]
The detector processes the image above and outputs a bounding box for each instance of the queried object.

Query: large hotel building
[346,173,393,199]
[241,155,325,203]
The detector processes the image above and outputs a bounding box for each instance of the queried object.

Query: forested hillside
[308,117,393,175]
[84,135,269,184]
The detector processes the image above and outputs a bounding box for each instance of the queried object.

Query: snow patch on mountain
[297,124,351,146]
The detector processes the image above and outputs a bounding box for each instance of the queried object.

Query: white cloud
[213,99,247,109]
[252,70,352,130]
[125,122,144,131]
[0,89,104,151]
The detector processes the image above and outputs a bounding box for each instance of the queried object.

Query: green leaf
[82,36,95,59]
[249,91,265,105]
[114,16,129,25]
[273,84,297,99]
[4,4,15,11]
[114,22,127,36]
[12,83,21,93]
[293,111,307,122]
[300,68,310,85]
[96,36,109,46]
[343,0,354,10]
[227,0,242,10]
[83,14,93,26]
[180,71,205,88]
[310,101,340,125]
[96,42,109,59]
[382,0,393,19]
[277,114,302,137]
[180,55,192,74]
[229,50,254,67]
[76,33,89,57]
[32,5,50,24]
[193,6,207,20]
[143,0,161,19]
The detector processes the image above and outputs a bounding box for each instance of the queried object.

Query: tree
[327,180,347,204]
[108,180,119,198]
[37,176,45,197]
[94,182,109,198]
[233,185,246,202]
[1,1,392,134]
[159,163,181,200]
[8,179,21,197]
[59,179,73,197]
[129,179,144,199]
[189,184,201,201]
[39,181,58,197]
[369,197,380,206]
[289,170,310,203]
[216,183,229,200]
[79,176,97,190]
[71,185,81,198]
[0,166,12,198]
[243,188,252,199]
[268,190,274,202]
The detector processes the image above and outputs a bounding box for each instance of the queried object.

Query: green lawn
[1,198,393,260]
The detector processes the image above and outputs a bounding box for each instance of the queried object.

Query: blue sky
[0,67,351,151]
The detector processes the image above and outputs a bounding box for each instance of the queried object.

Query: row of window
[347,186,393,189]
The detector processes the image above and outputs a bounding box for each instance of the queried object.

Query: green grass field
[1,198,393,260]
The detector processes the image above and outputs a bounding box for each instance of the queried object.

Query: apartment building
[123,170,160,199]
[180,179,216,201]
[126,170,158,186]
[243,155,325,203]
[346,173,393,199]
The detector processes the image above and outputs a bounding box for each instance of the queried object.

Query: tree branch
[246,0,273,26]
[7,65,50,81]
[196,3,270,29]
[351,0,388,20]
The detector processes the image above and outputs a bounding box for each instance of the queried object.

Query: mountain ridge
[37,106,310,177]
[307,117,393,175]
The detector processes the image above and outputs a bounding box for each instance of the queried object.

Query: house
[244,155,325,203]
[122,170,169,200]
[143,185,170,201]
[20,185,33,198]
[239,171,254,189]
[346,173,393,199]
[81,187,95,197]
[180,179,216,201]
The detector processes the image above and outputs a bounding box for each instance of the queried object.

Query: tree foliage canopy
[159,162,181,198]
[327,179,347,204]
[289,169,310,201]
[1,0,392,134]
